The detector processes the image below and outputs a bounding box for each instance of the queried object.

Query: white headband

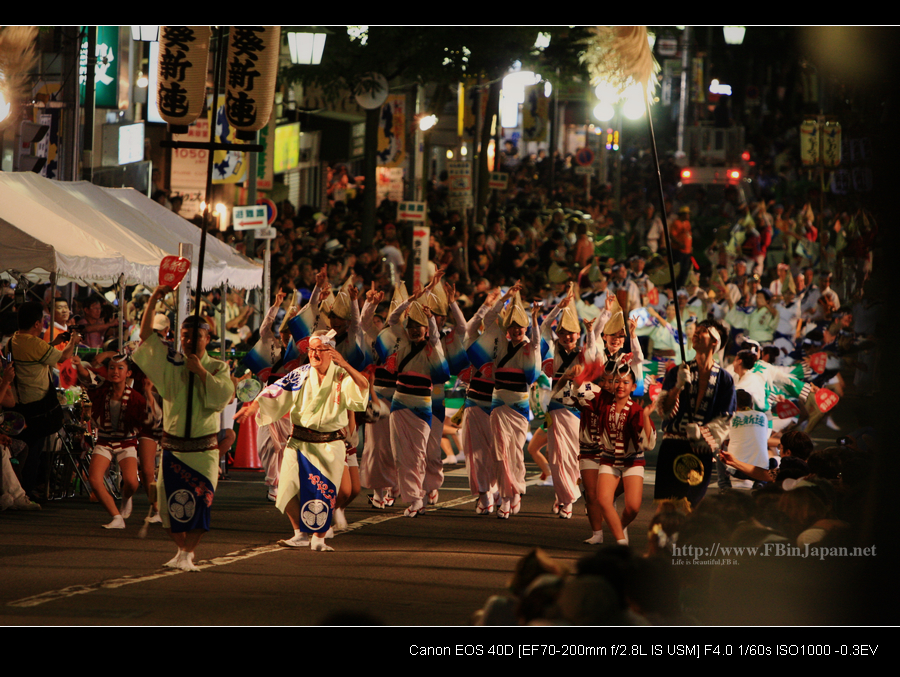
[312,329,337,348]
[708,326,720,348]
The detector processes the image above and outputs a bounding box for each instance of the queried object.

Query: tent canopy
[0,173,262,291]
[0,175,144,285]
[103,186,262,290]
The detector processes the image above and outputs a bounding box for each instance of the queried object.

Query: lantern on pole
[156,26,211,133]
[225,26,281,141]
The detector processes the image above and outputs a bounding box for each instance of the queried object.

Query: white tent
[102,186,263,290]
[0,173,263,291]
[0,172,165,286]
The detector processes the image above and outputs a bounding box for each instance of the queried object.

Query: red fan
[774,400,801,419]
[541,358,554,377]
[815,388,840,413]
[808,352,827,374]
[159,256,191,290]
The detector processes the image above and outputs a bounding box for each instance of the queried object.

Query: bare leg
[440,437,456,461]
[218,430,236,476]
[118,457,139,518]
[336,465,360,510]
[88,454,122,527]
[442,419,462,461]
[620,474,643,530]
[333,465,359,531]
[164,528,205,571]
[527,427,551,478]
[598,472,626,542]
[580,468,604,537]
[137,438,158,512]
[284,495,301,530]
[181,529,205,554]
[346,466,360,505]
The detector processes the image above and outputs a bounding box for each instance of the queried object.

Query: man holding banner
[134,283,235,571]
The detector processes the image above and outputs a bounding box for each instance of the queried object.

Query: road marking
[7,496,481,608]
[6,543,291,607]
[9,470,658,608]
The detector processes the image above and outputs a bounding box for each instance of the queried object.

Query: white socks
[310,534,334,552]
[584,531,604,545]
[102,515,126,529]
[333,508,348,530]
[163,549,200,571]
[279,531,311,547]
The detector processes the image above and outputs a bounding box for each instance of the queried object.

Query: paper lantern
[225,26,281,141]
[800,119,819,166]
[822,121,842,167]
[156,26,211,132]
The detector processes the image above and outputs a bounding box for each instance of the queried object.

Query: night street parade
[0,25,894,637]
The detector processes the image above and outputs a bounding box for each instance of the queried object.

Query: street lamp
[131,26,159,42]
[418,114,438,131]
[286,27,329,65]
[501,69,540,129]
[723,26,746,45]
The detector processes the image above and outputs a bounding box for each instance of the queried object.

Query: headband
[311,329,338,348]
[181,317,210,331]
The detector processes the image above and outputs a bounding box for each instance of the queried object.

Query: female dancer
[467,283,540,518]
[561,355,655,545]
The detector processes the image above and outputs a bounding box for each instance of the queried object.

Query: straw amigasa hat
[407,300,430,328]
[548,261,569,284]
[424,279,449,317]
[501,289,529,331]
[278,290,300,333]
[329,277,355,321]
[389,282,409,319]
[559,285,580,334]
[602,297,625,335]
[315,290,334,330]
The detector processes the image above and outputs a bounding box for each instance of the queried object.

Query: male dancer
[134,284,235,571]
[236,332,368,551]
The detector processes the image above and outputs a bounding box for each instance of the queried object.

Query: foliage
[281,26,594,103]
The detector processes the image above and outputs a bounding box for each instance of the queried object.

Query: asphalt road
[0,463,654,626]
[0,392,872,627]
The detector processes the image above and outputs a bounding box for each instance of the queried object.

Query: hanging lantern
[225,26,281,141]
[156,26,211,133]
[799,119,819,166]
[822,121,842,167]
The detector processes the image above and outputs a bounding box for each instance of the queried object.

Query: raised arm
[140,285,172,341]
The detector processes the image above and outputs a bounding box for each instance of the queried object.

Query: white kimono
[255,362,367,532]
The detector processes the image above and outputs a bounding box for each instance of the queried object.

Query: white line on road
[9,470,656,609]
[7,495,481,608]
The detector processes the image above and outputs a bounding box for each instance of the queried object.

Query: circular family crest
[673,453,704,486]
[301,499,330,530]
[168,489,197,522]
